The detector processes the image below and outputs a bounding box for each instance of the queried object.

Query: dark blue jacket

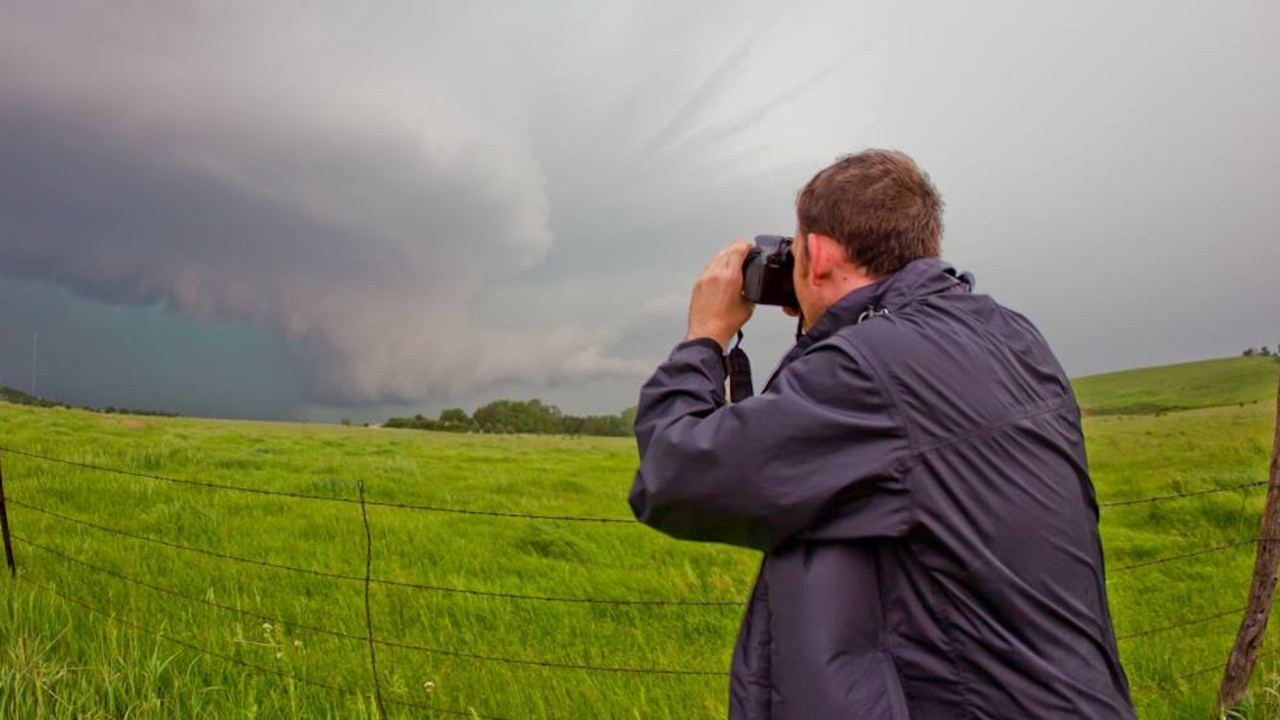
[630,258,1135,719]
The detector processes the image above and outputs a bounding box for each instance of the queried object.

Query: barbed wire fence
[0,443,747,718]
[0,432,1277,715]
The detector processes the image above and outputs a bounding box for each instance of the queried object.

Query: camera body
[742,234,798,308]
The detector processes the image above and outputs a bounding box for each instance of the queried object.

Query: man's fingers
[698,238,755,282]
[686,238,757,347]
[712,239,752,271]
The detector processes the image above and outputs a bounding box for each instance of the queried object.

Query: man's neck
[804,270,880,332]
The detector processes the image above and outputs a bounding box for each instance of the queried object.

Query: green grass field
[0,355,1277,718]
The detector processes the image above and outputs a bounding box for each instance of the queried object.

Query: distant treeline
[0,384,60,409]
[383,399,636,437]
[0,384,179,417]
[1242,346,1280,359]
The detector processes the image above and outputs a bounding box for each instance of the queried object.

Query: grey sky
[1,0,1276,421]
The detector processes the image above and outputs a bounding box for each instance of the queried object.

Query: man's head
[790,150,943,328]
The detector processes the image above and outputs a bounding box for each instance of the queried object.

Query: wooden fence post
[0,448,15,577]
[1219,371,1280,710]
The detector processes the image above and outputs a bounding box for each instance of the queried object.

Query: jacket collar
[801,258,973,345]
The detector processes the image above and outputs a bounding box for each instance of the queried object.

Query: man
[630,150,1135,719]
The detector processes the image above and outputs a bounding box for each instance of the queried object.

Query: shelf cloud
[0,3,648,404]
[1,1,1277,418]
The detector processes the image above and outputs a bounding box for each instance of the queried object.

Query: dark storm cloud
[1,0,1277,420]
[0,2,644,406]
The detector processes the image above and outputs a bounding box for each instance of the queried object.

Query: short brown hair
[796,150,943,277]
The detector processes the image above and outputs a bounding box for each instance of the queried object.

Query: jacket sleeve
[629,336,914,551]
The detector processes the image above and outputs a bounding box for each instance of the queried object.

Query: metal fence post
[1219,370,1280,710]
[358,479,386,718]
[0,447,16,577]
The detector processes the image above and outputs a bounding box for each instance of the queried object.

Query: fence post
[358,480,386,718]
[1219,371,1280,711]
[0,447,16,578]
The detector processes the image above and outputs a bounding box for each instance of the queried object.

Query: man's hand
[685,239,755,348]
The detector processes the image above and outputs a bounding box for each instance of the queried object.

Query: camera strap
[725,330,753,402]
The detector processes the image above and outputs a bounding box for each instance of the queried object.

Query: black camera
[742,234,797,307]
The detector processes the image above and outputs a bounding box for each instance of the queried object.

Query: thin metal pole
[358,480,386,718]
[0,448,16,578]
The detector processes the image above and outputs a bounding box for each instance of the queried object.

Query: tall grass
[0,356,1276,718]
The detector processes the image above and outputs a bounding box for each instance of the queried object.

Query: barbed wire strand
[20,533,1272,700]
[1101,480,1270,509]
[357,480,386,718]
[1134,660,1229,692]
[17,444,1274,519]
[11,438,1280,518]
[14,534,724,676]
[17,574,519,720]
[8,498,743,608]
[1117,606,1247,642]
[9,444,1274,523]
[1132,646,1280,694]
[20,486,1259,638]
[20,540,1280,706]
[11,494,1267,603]
[1109,539,1265,575]
[0,445,637,524]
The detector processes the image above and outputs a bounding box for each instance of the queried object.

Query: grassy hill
[1073,356,1279,416]
[0,356,1275,718]
[0,382,177,417]
[0,383,61,408]
[1072,356,1279,717]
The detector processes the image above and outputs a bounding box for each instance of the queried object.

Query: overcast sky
[1,0,1276,422]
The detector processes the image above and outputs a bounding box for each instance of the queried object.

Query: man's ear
[806,233,839,281]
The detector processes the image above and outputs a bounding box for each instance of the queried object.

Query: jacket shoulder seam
[825,332,922,537]
[913,398,1071,457]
